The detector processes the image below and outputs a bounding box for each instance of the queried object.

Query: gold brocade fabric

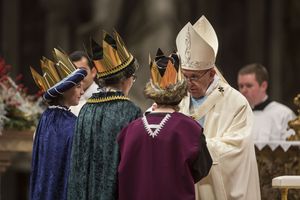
[255,146,300,200]
[67,90,142,200]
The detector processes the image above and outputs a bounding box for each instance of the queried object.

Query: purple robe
[118,112,212,200]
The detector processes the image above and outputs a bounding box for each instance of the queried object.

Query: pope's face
[182,68,215,99]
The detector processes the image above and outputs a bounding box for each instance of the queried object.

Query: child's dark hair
[99,59,138,86]
[69,51,95,69]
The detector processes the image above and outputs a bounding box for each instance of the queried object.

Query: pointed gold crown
[91,30,134,78]
[145,48,187,105]
[30,48,77,92]
[149,48,183,89]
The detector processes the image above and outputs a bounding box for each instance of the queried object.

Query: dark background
[1,0,299,111]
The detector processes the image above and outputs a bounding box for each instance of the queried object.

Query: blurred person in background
[69,50,98,116]
[238,63,296,141]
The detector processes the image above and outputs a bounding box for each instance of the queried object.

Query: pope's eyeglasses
[183,70,210,82]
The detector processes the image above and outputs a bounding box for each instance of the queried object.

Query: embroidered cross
[218,86,224,95]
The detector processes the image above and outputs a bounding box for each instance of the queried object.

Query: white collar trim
[142,114,171,138]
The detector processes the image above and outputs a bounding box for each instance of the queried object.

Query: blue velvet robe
[67,91,142,200]
[30,107,77,200]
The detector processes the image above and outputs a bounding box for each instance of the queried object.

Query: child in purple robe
[117,49,212,200]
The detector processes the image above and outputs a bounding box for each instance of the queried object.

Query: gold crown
[149,48,183,89]
[30,48,77,92]
[91,30,134,78]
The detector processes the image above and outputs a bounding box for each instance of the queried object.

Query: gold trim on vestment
[87,95,129,103]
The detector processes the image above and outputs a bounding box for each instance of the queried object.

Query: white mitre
[176,15,218,71]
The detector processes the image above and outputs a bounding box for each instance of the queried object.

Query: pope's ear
[209,68,216,77]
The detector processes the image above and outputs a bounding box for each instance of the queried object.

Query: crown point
[91,38,103,60]
[149,54,152,65]
[156,48,164,57]
[53,48,61,56]
[103,32,117,49]
[170,53,180,72]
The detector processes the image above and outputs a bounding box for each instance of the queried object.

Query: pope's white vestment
[180,78,261,200]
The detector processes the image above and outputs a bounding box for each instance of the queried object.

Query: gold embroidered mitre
[91,30,134,78]
[176,14,220,71]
